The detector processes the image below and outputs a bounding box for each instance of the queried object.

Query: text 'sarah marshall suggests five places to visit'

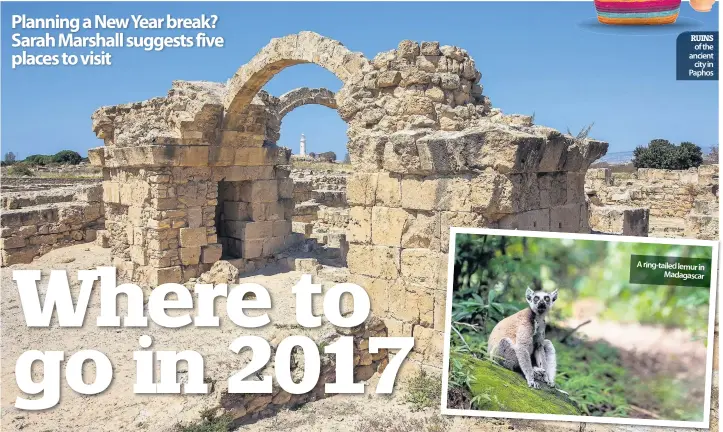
[0,1,720,432]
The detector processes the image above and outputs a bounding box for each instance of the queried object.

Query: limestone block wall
[329,37,606,368]
[1,184,104,265]
[344,127,606,366]
[588,205,650,236]
[91,81,295,284]
[585,165,719,239]
[291,169,348,207]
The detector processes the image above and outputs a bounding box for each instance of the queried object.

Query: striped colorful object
[594,0,681,25]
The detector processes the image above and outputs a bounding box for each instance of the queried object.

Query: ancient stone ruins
[1,30,718,346]
[0,179,104,265]
[587,165,719,239]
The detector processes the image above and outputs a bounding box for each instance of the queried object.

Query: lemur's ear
[551,289,558,303]
[526,287,534,301]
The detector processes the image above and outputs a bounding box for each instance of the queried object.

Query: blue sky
[1,1,719,160]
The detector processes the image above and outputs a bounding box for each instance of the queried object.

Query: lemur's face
[526,287,557,315]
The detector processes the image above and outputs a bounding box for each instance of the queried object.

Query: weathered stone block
[436,178,472,212]
[388,280,433,326]
[208,146,236,166]
[550,204,582,233]
[498,209,551,231]
[149,266,183,285]
[411,326,444,364]
[371,206,408,247]
[242,239,264,259]
[589,206,649,237]
[433,290,447,331]
[180,247,201,265]
[103,182,121,204]
[539,173,568,208]
[292,221,313,236]
[239,180,278,203]
[375,173,401,207]
[177,146,210,166]
[244,221,274,239]
[440,211,487,252]
[187,207,203,229]
[347,245,400,280]
[0,236,26,249]
[347,206,372,244]
[507,174,542,213]
[95,230,111,248]
[401,177,438,211]
[1,246,39,265]
[347,173,378,206]
[401,249,442,286]
[401,211,440,250]
[234,147,280,166]
[351,274,389,315]
[85,228,98,242]
[201,243,223,263]
[278,178,294,199]
[88,147,105,166]
[272,220,292,237]
[377,70,402,87]
[223,201,249,221]
[180,227,208,248]
[346,133,388,171]
[383,130,427,174]
[129,245,147,266]
[263,236,286,256]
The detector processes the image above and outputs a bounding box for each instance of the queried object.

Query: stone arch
[277,87,337,120]
[262,87,340,148]
[224,32,369,124]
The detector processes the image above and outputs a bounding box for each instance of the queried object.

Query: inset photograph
[441,229,718,428]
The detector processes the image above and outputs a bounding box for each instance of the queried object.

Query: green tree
[675,142,703,168]
[633,139,703,170]
[53,150,82,165]
[24,154,53,165]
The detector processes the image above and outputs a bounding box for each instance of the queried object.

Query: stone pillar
[334,39,607,371]
[90,82,294,285]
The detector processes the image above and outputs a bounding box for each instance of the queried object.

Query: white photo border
[440,227,719,429]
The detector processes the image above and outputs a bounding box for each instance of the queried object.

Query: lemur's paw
[527,379,540,389]
[532,367,546,379]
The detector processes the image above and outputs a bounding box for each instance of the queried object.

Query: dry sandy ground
[1,244,718,432]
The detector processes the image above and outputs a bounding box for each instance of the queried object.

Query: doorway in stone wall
[215,32,363,268]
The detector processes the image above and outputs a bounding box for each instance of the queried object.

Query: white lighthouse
[299,133,307,157]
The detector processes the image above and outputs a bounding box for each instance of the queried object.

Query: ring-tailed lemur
[487,287,558,388]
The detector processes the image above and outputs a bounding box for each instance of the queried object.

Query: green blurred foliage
[449,234,711,420]
[453,234,711,342]
[23,150,83,166]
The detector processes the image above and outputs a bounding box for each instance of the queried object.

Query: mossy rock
[455,354,581,415]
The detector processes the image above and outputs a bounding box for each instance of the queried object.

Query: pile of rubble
[290,167,350,245]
